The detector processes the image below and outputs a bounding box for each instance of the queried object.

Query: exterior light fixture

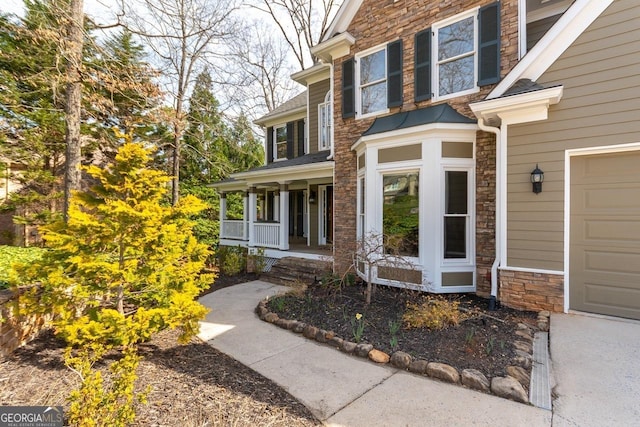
[531,164,544,194]
[309,190,317,204]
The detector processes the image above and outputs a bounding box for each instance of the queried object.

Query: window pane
[439,55,474,95]
[360,50,385,84]
[438,17,474,60]
[444,217,466,258]
[383,173,419,257]
[445,171,467,214]
[277,141,287,159]
[275,126,287,159]
[361,81,387,114]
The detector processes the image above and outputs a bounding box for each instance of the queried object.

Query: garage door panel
[570,151,640,320]
[584,250,640,275]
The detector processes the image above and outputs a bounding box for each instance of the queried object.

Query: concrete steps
[262,257,332,286]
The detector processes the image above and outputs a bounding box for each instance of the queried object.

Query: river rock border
[256,299,551,405]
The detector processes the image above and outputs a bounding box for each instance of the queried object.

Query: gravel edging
[256,298,551,406]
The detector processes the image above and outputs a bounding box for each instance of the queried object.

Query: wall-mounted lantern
[531,164,544,194]
[309,190,317,204]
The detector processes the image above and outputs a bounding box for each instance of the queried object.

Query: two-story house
[215,0,640,321]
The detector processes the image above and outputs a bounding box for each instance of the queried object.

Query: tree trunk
[171,125,180,205]
[63,0,85,222]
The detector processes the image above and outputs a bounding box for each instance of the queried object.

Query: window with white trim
[357,46,387,116]
[318,91,332,151]
[434,10,478,99]
[442,168,472,262]
[273,125,287,160]
[383,171,419,257]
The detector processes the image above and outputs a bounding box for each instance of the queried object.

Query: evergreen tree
[13,133,212,424]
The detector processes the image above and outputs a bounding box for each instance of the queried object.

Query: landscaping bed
[263,281,544,401]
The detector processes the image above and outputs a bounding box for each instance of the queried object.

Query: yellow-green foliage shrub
[403,296,465,330]
[12,134,213,425]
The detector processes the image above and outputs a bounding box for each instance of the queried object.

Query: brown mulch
[266,282,538,379]
[0,274,321,427]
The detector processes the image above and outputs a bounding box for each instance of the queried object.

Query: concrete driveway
[550,313,640,426]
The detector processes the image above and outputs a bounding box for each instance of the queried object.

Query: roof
[489,0,614,98]
[363,104,476,136]
[239,150,331,174]
[254,91,307,126]
[501,79,546,97]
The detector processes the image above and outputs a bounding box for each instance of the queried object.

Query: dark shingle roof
[501,79,546,97]
[255,91,307,124]
[363,104,476,136]
[245,150,331,173]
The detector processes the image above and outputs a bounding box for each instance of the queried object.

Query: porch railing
[221,219,246,240]
[253,223,280,248]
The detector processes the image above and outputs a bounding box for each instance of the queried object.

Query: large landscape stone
[368,349,390,364]
[355,343,374,358]
[408,360,429,375]
[340,340,357,354]
[427,362,460,384]
[303,325,319,339]
[491,376,529,403]
[506,365,530,388]
[390,351,412,369]
[461,369,490,392]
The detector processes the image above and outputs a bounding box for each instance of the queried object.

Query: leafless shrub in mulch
[0,328,320,427]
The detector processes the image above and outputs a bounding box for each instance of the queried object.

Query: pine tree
[13,132,212,424]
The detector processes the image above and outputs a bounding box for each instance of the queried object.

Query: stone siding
[332,0,519,278]
[498,269,564,312]
[475,131,496,297]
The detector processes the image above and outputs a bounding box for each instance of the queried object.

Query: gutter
[476,118,502,310]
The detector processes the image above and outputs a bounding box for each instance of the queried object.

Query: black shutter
[266,126,273,163]
[286,122,294,159]
[342,58,355,118]
[478,2,501,86]
[297,119,305,156]
[414,28,432,101]
[387,39,403,108]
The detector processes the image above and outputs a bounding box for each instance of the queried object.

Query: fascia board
[254,109,306,127]
[311,32,356,62]
[322,0,363,43]
[234,162,334,184]
[351,123,479,151]
[471,86,564,124]
[489,0,613,99]
[291,63,331,85]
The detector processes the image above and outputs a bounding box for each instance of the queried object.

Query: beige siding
[506,0,640,271]
[308,79,330,154]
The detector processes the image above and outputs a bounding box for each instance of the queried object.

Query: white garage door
[570,150,640,320]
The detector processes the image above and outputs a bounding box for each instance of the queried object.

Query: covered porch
[214,152,334,261]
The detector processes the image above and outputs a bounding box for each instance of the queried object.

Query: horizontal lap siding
[506,0,640,271]
[308,80,330,155]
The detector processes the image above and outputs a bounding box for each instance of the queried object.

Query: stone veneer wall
[475,131,496,297]
[498,269,564,312]
[331,0,520,276]
[0,288,49,361]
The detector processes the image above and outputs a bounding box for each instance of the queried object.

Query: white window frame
[432,8,480,101]
[441,165,474,266]
[318,91,332,151]
[273,124,287,161]
[355,44,389,119]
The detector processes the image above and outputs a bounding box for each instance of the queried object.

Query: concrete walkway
[198,280,551,426]
[550,313,640,427]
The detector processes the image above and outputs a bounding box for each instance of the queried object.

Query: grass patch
[0,245,45,289]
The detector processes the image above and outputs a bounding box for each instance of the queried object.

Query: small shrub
[286,280,308,298]
[217,246,246,276]
[269,295,288,312]
[0,245,44,289]
[402,296,467,330]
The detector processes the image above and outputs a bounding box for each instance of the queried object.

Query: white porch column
[274,190,280,221]
[242,191,249,241]
[219,192,227,238]
[248,187,257,247]
[279,183,289,250]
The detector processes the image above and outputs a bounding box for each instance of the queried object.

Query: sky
[2,0,116,22]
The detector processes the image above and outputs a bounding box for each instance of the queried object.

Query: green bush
[217,245,247,276]
[0,245,44,289]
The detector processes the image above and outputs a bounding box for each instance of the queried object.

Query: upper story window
[436,13,476,97]
[274,125,287,161]
[357,46,387,117]
[414,2,501,102]
[342,40,403,119]
[318,91,332,151]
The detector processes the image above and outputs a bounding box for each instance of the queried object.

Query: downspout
[477,118,502,310]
